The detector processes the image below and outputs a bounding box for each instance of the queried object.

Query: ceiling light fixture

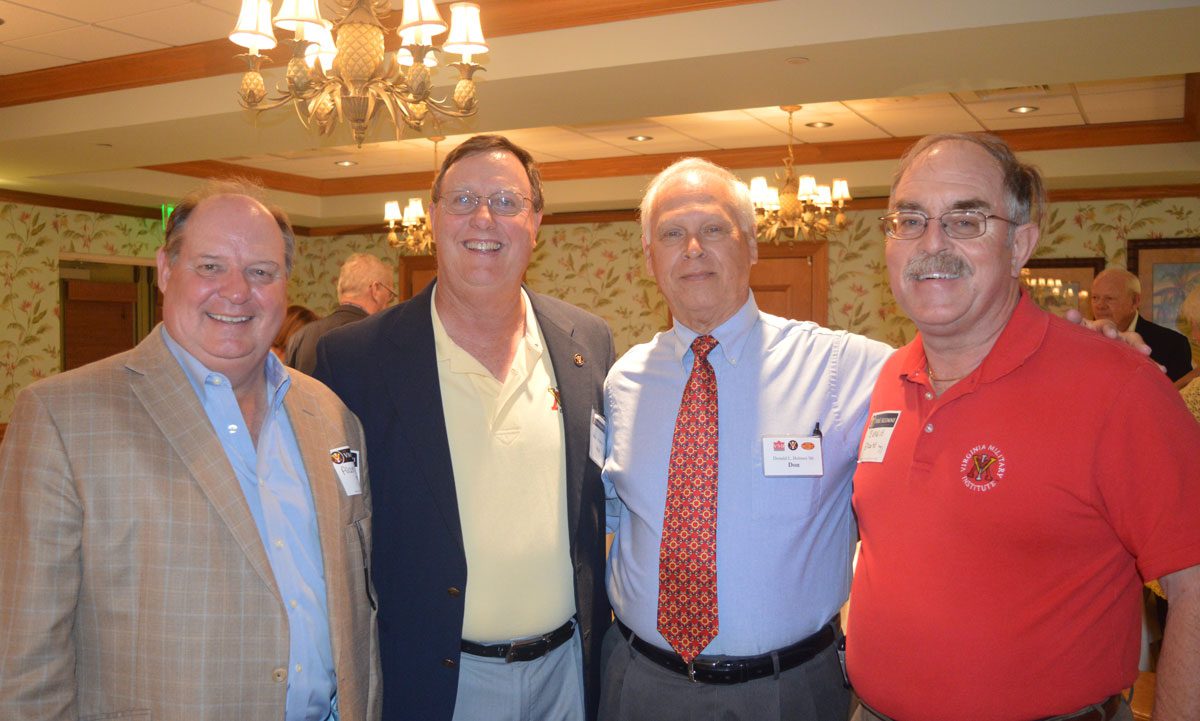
[334,159,358,166]
[749,105,851,243]
[1009,105,1039,114]
[627,135,653,142]
[805,121,833,128]
[384,135,442,255]
[229,0,488,148]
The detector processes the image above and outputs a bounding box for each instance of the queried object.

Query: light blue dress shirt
[164,328,336,721]
[603,294,893,656]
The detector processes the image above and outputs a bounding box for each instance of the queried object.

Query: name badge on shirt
[859,411,901,464]
[589,410,606,467]
[329,446,361,496]
[761,435,824,477]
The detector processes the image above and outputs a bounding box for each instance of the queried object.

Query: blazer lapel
[380,283,464,550]
[531,293,592,542]
[284,379,351,664]
[125,331,279,597]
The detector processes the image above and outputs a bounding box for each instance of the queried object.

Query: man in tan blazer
[0,181,380,720]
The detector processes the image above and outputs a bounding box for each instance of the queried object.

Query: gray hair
[1093,267,1141,297]
[639,157,755,251]
[892,133,1046,228]
[163,177,295,275]
[337,252,394,298]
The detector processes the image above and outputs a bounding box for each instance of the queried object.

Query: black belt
[616,616,837,685]
[859,693,1123,721]
[460,619,575,663]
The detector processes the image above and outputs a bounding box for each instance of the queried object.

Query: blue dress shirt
[603,294,893,656]
[164,329,336,721]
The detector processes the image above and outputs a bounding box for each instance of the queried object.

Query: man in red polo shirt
[848,133,1200,721]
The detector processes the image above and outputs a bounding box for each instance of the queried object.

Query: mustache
[903,251,973,281]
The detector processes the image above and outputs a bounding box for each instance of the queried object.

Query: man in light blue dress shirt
[0,180,379,720]
[600,158,893,721]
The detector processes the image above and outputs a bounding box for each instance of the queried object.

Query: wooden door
[398,255,437,300]
[750,242,828,324]
[62,280,138,370]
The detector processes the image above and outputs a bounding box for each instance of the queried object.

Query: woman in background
[273,304,318,364]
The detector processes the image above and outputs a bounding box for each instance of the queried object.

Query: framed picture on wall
[1021,257,1106,319]
[1128,238,1200,335]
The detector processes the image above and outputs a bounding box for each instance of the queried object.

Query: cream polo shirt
[431,287,574,642]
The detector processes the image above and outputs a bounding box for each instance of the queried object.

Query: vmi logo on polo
[959,444,1006,492]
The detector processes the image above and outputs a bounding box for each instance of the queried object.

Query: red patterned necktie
[657,334,719,664]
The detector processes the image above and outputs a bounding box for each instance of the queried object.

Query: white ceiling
[2,0,1200,226]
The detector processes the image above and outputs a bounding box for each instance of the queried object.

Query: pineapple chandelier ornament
[749,105,852,242]
[229,0,488,147]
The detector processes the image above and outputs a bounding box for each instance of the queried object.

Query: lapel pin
[573,353,585,367]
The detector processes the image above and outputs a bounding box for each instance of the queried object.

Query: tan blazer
[0,329,381,721]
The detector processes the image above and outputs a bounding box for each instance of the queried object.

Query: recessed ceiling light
[1009,105,1039,114]
[805,121,833,128]
[627,135,653,142]
[334,160,358,167]
[786,56,809,65]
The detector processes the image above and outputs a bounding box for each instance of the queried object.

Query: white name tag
[761,435,824,477]
[859,411,901,464]
[589,410,607,467]
[329,446,361,496]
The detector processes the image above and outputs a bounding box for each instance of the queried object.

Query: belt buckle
[504,633,547,663]
[687,660,698,683]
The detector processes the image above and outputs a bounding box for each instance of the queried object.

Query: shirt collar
[898,289,1047,389]
[669,292,758,369]
[430,285,543,375]
[161,326,289,406]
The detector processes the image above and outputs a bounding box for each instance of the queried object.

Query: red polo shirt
[848,294,1200,721]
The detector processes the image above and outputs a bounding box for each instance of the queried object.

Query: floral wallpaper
[3,195,1200,423]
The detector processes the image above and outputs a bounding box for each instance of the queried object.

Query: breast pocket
[751,475,820,521]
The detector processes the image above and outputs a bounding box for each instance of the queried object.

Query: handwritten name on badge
[859,411,900,463]
[330,446,361,496]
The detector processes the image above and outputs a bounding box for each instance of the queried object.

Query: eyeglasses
[373,281,398,300]
[880,209,1018,240]
[438,190,532,217]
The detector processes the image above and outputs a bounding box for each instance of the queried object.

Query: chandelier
[384,136,441,254]
[229,0,488,147]
[749,105,851,242]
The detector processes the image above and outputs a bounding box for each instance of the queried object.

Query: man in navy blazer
[314,135,614,721]
[1091,267,1193,381]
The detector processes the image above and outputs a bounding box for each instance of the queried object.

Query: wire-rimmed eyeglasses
[438,190,532,217]
[880,209,1018,240]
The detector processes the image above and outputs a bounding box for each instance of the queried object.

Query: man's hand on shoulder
[1064,309,1164,371]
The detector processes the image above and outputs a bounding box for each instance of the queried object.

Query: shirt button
[924,392,933,400]
[295,664,302,673]
[273,539,284,549]
[447,587,461,597]
[227,424,238,434]
[924,423,934,433]
[290,599,298,609]
[272,667,287,683]
[442,658,457,669]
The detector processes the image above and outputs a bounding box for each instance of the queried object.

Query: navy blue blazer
[314,282,614,721]
[1136,314,1193,381]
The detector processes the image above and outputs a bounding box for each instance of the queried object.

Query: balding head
[1090,268,1141,329]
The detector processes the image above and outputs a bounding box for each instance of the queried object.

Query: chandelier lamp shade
[383,135,441,255]
[749,105,851,242]
[228,0,488,147]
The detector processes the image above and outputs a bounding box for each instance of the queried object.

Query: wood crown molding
[0,0,765,108]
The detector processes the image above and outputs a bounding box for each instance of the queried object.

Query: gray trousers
[598,623,851,721]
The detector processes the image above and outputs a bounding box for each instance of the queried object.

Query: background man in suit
[287,251,397,374]
[849,133,1200,721]
[0,180,380,720]
[1091,266,1193,380]
[600,158,893,721]
[314,135,614,721]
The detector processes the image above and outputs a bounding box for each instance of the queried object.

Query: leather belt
[460,619,575,663]
[860,694,1123,721]
[616,617,836,685]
